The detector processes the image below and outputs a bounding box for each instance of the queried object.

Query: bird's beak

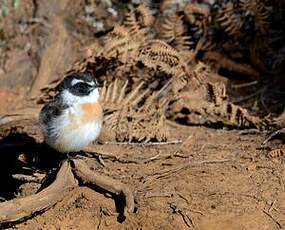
[96,81,103,88]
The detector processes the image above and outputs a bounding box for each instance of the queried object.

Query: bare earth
[5,120,284,229]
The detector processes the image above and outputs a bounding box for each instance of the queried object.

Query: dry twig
[170,203,194,228]
[263,209,282,229]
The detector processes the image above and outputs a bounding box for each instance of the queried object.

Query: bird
[39,72,103,154]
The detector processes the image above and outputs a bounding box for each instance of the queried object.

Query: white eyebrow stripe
[71,79,84,86]
[71,78,95,86]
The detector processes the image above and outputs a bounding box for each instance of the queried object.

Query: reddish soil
[17,128,285,230]
[1,92,284,229]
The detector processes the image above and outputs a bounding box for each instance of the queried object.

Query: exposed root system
[0,158,134,227]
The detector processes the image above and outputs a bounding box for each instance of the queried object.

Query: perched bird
[39,72,103,154]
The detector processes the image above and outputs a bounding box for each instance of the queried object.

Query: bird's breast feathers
[80,102,103,123]
[67,102,103,129]
[52,102,103,152]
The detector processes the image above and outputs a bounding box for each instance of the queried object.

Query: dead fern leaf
[160,14,192,51]
[139,39,182,73]
[102,26,140,63]
[124,4,154,38]
[100,79,168,142]
[217,2,243,37]
[240,0,270,34]
[178,90,264,129]
[183,3,210,18]
[266,148,285,159]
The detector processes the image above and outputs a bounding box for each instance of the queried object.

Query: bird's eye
[71,82,92,96]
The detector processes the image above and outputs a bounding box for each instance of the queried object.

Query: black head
[57,72,99,96]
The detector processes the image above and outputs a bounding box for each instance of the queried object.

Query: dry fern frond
[186,61,212,93]
[183,3,210,18]
[160,14,192,51]
[240,0,270,34]
[100,79,149,113]
[266,149,285,159]
[100,79,169,142]
[124,4,154,38]
[138,39,189,93]
[102,26,140,63]
[136,4,155,27]
[217,2,243,37]
[183,3,210,44]
[178,89,264,129]
[118,97,169,142]
[139,39,182,73]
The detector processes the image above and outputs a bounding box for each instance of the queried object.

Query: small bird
[39,72,103,154]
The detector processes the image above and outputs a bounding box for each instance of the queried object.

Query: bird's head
[57,72,101,105]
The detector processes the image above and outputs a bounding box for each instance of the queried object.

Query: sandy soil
[1,108,284,229]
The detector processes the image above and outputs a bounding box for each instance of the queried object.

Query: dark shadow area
[0,133,37,200]
[114,193,127,223]
[0,132,63,200]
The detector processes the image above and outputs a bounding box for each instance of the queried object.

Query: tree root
[0,158,135,226]
[72,159,134,216]
[71,158,135,216]
[0,161,77,225]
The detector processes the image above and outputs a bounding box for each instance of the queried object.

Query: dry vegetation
[0,0,285,229]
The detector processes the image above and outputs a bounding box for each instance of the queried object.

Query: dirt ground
[10,124,285,230]
[1,102,285,229]
[1,1,285,229]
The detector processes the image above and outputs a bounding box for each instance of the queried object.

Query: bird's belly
[53,121,102,153]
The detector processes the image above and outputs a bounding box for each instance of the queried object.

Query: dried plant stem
[146,159,231,181]
[231,81,259,89]
[102,140,182,146]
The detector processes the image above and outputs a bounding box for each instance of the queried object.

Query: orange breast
[80,102,103,123]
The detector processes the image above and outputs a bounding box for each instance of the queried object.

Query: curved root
[71,158,135,216]
[0,161,77,225]
[0,158,135,226]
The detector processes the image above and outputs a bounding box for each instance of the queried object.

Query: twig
[262,127,285,147]
[145,192,173,198]
[147,159,231,181]
[268,200,277,213]
[141,153,162,163]
[88,151,142,164]
[231,81,259,89]
[88,151,186,165]
[263,209,282,229]
[170,203,194,228]
[170,135,193,158]
[176,193,204,215]
[102,140,183,146]
[238,129,262,135]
